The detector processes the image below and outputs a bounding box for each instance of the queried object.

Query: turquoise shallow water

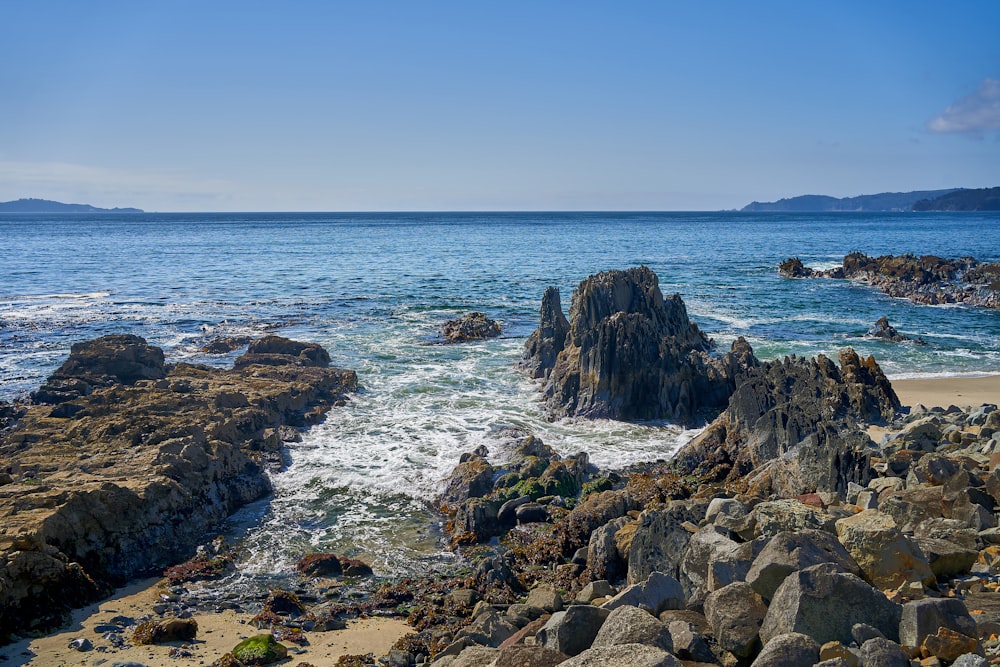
[1,211,999,581]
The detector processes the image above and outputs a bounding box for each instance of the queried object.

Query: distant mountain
[0,198,143,213]
[741,189,961,212]
[912,187,1000,211]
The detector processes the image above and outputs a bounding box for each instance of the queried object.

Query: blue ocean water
[1,211,999,581]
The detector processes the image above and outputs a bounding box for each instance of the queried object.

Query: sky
[1,2,998,212]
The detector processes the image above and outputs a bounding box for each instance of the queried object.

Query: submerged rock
[866,316,925,345]
[521,267,757,424]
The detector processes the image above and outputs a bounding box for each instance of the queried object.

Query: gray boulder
[558,643,681,667]
[758,563,901,645]
[602,571,685,616]
[913,536,978,578]
[587,516,629,582]
[752,499,838,538]
[898,598,978,648]
[535,605,610,657]
[703,582,767,658]
[750,632,819,667]
[591,605,672,652]
[494,644,568,667]
[678,524,740,603]
[952,655,990,667]
[576,580,617,604]
[858,637,910,667]
[525,584,563,613]
[707,539,763,592]
[627,501,707,584]
[746,529,860,601]
[666,620,715,663]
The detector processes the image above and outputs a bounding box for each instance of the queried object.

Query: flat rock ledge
[779,253,1000,309]
[520,267,757,424]
[0,334,356,640]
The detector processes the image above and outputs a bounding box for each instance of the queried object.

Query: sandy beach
[890,374,1000,411]
[1,577,411,667]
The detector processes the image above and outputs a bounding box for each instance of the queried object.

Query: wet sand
[890,374,1000,410]
[1,577,410,667]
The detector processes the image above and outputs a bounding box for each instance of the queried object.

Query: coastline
[5,373,998,666]
[890,374,1000,410]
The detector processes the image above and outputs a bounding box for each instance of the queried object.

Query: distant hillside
[0,198,143,213]
[912,187,1000,211]
[741,189,961,212]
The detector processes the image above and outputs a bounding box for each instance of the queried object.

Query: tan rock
[820,640,860,667]
[835,509,935,589]
[920,626,981,662]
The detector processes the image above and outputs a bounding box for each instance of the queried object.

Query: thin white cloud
[0,161,237,210]
[927,78,1000,135]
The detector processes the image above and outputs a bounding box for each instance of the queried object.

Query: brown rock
[920,627,981,662]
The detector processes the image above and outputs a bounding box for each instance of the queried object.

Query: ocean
[2,211,999,585]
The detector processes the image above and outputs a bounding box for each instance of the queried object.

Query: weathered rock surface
[558,643,680,667]
[442,312,502,343]
[673,348,899,496]
[0,334,356,639]
[521,267,757,424]
[750,632,820,667]
[758,563,902,645]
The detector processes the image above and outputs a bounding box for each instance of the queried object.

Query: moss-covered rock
[231,634,288,665]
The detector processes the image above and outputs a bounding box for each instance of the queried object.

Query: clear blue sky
[1,1,998,211]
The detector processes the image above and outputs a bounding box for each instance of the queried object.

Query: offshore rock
[443,311,502,343]
[673,348,900,496]
[780,253,1000,309]
[0,335,357,641]
[521,267,757,424]
[866,316,924,345]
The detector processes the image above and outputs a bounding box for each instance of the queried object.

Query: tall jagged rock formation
[521,267,757,424]
[673,348,901,496]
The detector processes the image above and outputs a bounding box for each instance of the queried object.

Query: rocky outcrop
[779,253,1000,309]
[0,335,356,640]
[866,316,925,344]
[520,288,570,380]
[521,267,757,424]
[673,348,900,496]
[442,312,502,343]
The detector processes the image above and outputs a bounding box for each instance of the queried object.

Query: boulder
[678,524,740,603]
[295,553,342,577]
[591,605,672,652]
[576,580,617,604]
[587,517,629,581]
[835,509,934,589]
[758,563,901,645]
[522,267,756,423]
[912,536,978,578]
[558,643,680,667]
[626,501,706,584]
[750,632,819,667]
[525,584,563,613]
[601,571,685,616]
[858,637,910,667]
[898,598,978,648]
[494,645,569,667]
[443,312,502,343]
[535,605,610,657]
[703,582,767,658]
[752,500,839,539]
[746,529,861,600]
[921,627,981,663]
[665,619,715,663]
[231,634,288,665]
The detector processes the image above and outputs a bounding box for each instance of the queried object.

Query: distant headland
[0,198,144,213]
[742,186,1000,212]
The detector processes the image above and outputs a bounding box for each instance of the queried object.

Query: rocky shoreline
[3,267,1000,667]
[0,334,357,641]
[779,253,1000,309]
